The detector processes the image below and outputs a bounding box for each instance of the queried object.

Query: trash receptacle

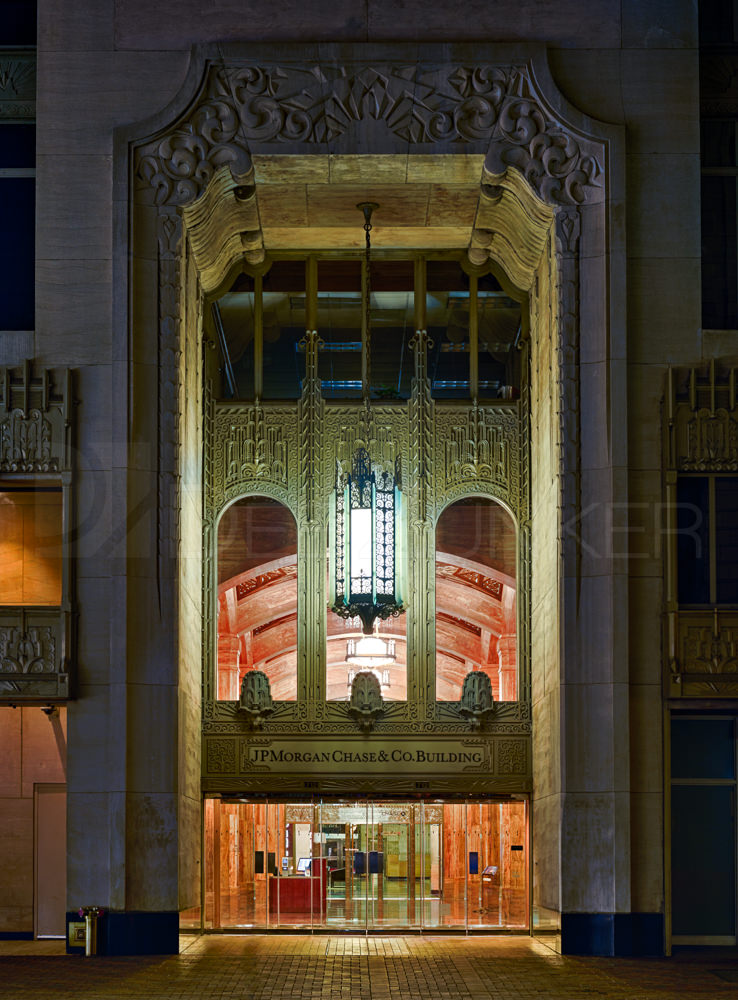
[77,906,104,956]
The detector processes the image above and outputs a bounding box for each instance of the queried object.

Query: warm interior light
[349,506,372,582]
[346,633,396,668]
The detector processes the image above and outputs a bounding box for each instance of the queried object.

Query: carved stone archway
[118,41,625,936]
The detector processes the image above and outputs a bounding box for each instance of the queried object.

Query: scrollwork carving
[136,59,601,208]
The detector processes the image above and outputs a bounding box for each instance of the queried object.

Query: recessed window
[435,497,517,701]
[0,488,62,605]
[217,496,298,700]
[677,475,738,605]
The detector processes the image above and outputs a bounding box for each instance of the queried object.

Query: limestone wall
[24,0,704,940]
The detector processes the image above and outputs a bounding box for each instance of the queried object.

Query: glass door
[204,795,528,931]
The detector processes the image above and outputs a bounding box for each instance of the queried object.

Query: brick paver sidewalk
[0,934,737,998]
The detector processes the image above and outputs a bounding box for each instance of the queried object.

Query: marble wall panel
[112,0,622,48]
[126,685,177,794]
[621,0,697,49]
[38,0,114,51]
[67,686,115,794]
[627,257,702,366]
[35,259,112,365]
[35,51,189,156]
[630,791,664,913]
[626,363,665,473]
[125,792,178,910]
[629,684,663,795]
[560,792,618,912]
[626,155,701,260]
[76,576,112,687]
[67,792,112,906]
[74,365,115,474]
[36,155,113,261]
[531,791,562,913]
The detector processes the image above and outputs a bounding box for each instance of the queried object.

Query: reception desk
[268,859,327,915]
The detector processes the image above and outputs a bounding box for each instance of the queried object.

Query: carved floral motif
[0,627,56,675]
[136,61,601,207]
[0,409,54,471]
[497,739,527,774]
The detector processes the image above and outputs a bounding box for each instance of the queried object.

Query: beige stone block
[21,706,66,797]
[627,362,666,472]
[328,155,408,184]
[531,792,561,912]
[38,0,113,51]
[76,578,112,687]
[560,574,628,684]
[0,708,22,798]
[628,576,663,686]
[178,792,202,910]
[548,49,624,128]
[626,154,701,260]
[427,185,479,227]
[0,798,33,908]
[407,155,484,185]
[366,0,620,45]
[624,470,666,578]
[532,691,560,799]
[630,684,663,793]
[621,50,699,154]
[630,791,664,912]
[125,792,178,910]
[75,365,115,473]
[74,469,114,581]
[36,155,113,260]
[621,0,697,49]
[562,683,619,792]
[560,792,618,912]
[67,687,114,793]
[35,259,112,365]
[253,155,329,184]
[36,51,189,156]
[628,258,701,365]
[67,792,111,904]
[256,185,308,228]
[306,184,430,227]
[127,685,177,792]
[262,225,470,250]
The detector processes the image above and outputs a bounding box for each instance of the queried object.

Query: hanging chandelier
[330,203,405,635]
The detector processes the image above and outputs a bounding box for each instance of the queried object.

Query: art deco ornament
[348,670,384,732]
[238,669,274,728]
[458,670,496,730]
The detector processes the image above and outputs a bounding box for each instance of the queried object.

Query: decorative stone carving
[238,670,274,727]
[0,611,67,700]
[497,738,527,774]
[0,49,35,121]
[348,671,384,732]
[222,404,288,489]
[442,403,513,492]
[136,58,602,207]
[206,738,237,774]
[0,363,72,473]
[458,671,495,730]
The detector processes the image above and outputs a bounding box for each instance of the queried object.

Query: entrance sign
[243,738,491,773]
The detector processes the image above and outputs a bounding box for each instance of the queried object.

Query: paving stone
[0,935,737,998]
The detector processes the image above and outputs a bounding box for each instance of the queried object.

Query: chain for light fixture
[357,202,378,399]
